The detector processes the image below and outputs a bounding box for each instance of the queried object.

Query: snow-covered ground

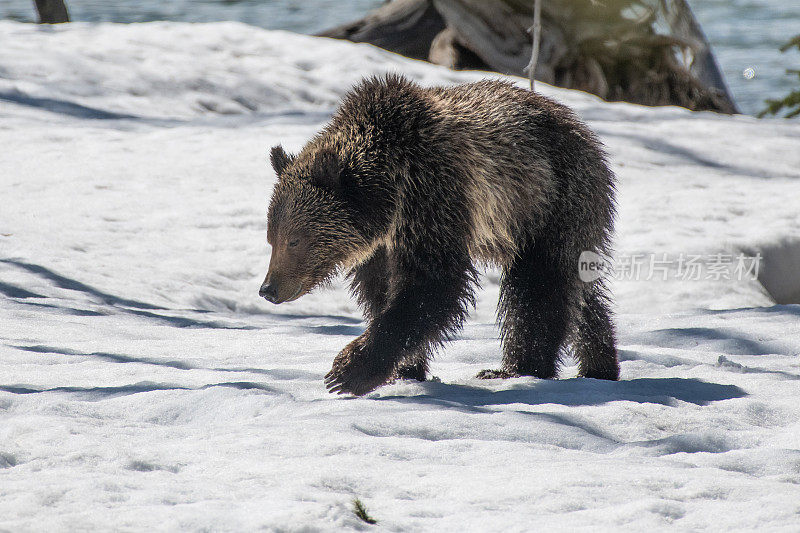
[1,21,799,532]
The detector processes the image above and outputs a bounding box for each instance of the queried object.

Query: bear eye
[288,239,299,248]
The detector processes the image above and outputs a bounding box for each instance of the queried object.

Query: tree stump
[34,0,70,24]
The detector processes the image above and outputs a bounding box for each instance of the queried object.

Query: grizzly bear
[259,74,619,396]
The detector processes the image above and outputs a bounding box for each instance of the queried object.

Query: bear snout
[259,276,303,304]
[259,281,280,304]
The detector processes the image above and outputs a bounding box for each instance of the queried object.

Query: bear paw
[324,337,393,396]
[392,363,427,382]
[475,369,520,380]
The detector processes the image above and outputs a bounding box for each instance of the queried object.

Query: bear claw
[324,373,376,396]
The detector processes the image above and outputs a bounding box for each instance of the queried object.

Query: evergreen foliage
[759,35,800,119]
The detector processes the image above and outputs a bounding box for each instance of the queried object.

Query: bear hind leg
[479,242,575,380]
[573,283,619,380]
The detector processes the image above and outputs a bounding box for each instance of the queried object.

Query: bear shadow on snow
[375,377,747,409]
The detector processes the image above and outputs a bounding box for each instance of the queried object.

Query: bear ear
[310,150,345,192]
[269,145,295,177]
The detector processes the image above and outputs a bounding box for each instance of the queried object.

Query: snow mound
[752,238,800,304]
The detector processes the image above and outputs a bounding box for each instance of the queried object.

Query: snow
[1,21,800,531]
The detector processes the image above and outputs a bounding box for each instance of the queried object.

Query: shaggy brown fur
[260,74,619,396]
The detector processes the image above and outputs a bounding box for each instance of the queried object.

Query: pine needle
[352,498,377,525]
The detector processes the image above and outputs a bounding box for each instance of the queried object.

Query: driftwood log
[319,0,738,113]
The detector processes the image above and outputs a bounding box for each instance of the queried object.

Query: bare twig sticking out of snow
[527,0,542,91]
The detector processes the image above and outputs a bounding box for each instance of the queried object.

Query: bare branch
[526,0,542,91]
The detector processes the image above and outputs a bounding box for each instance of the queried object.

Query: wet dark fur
[264,74,619,395]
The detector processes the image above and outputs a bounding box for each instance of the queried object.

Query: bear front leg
[392,358,428,382]
[348,245,390,320]
[326,254,476,396]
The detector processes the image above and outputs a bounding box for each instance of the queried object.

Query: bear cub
[260,74,619,396]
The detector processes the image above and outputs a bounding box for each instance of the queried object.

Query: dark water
[0,0,384,33]
[2,0,798,116]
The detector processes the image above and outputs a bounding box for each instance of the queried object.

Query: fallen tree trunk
[318,0,738,114]
[318,0,445,61]
[664,0,738,113]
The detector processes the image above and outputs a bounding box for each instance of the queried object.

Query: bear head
[259,144,366,304]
